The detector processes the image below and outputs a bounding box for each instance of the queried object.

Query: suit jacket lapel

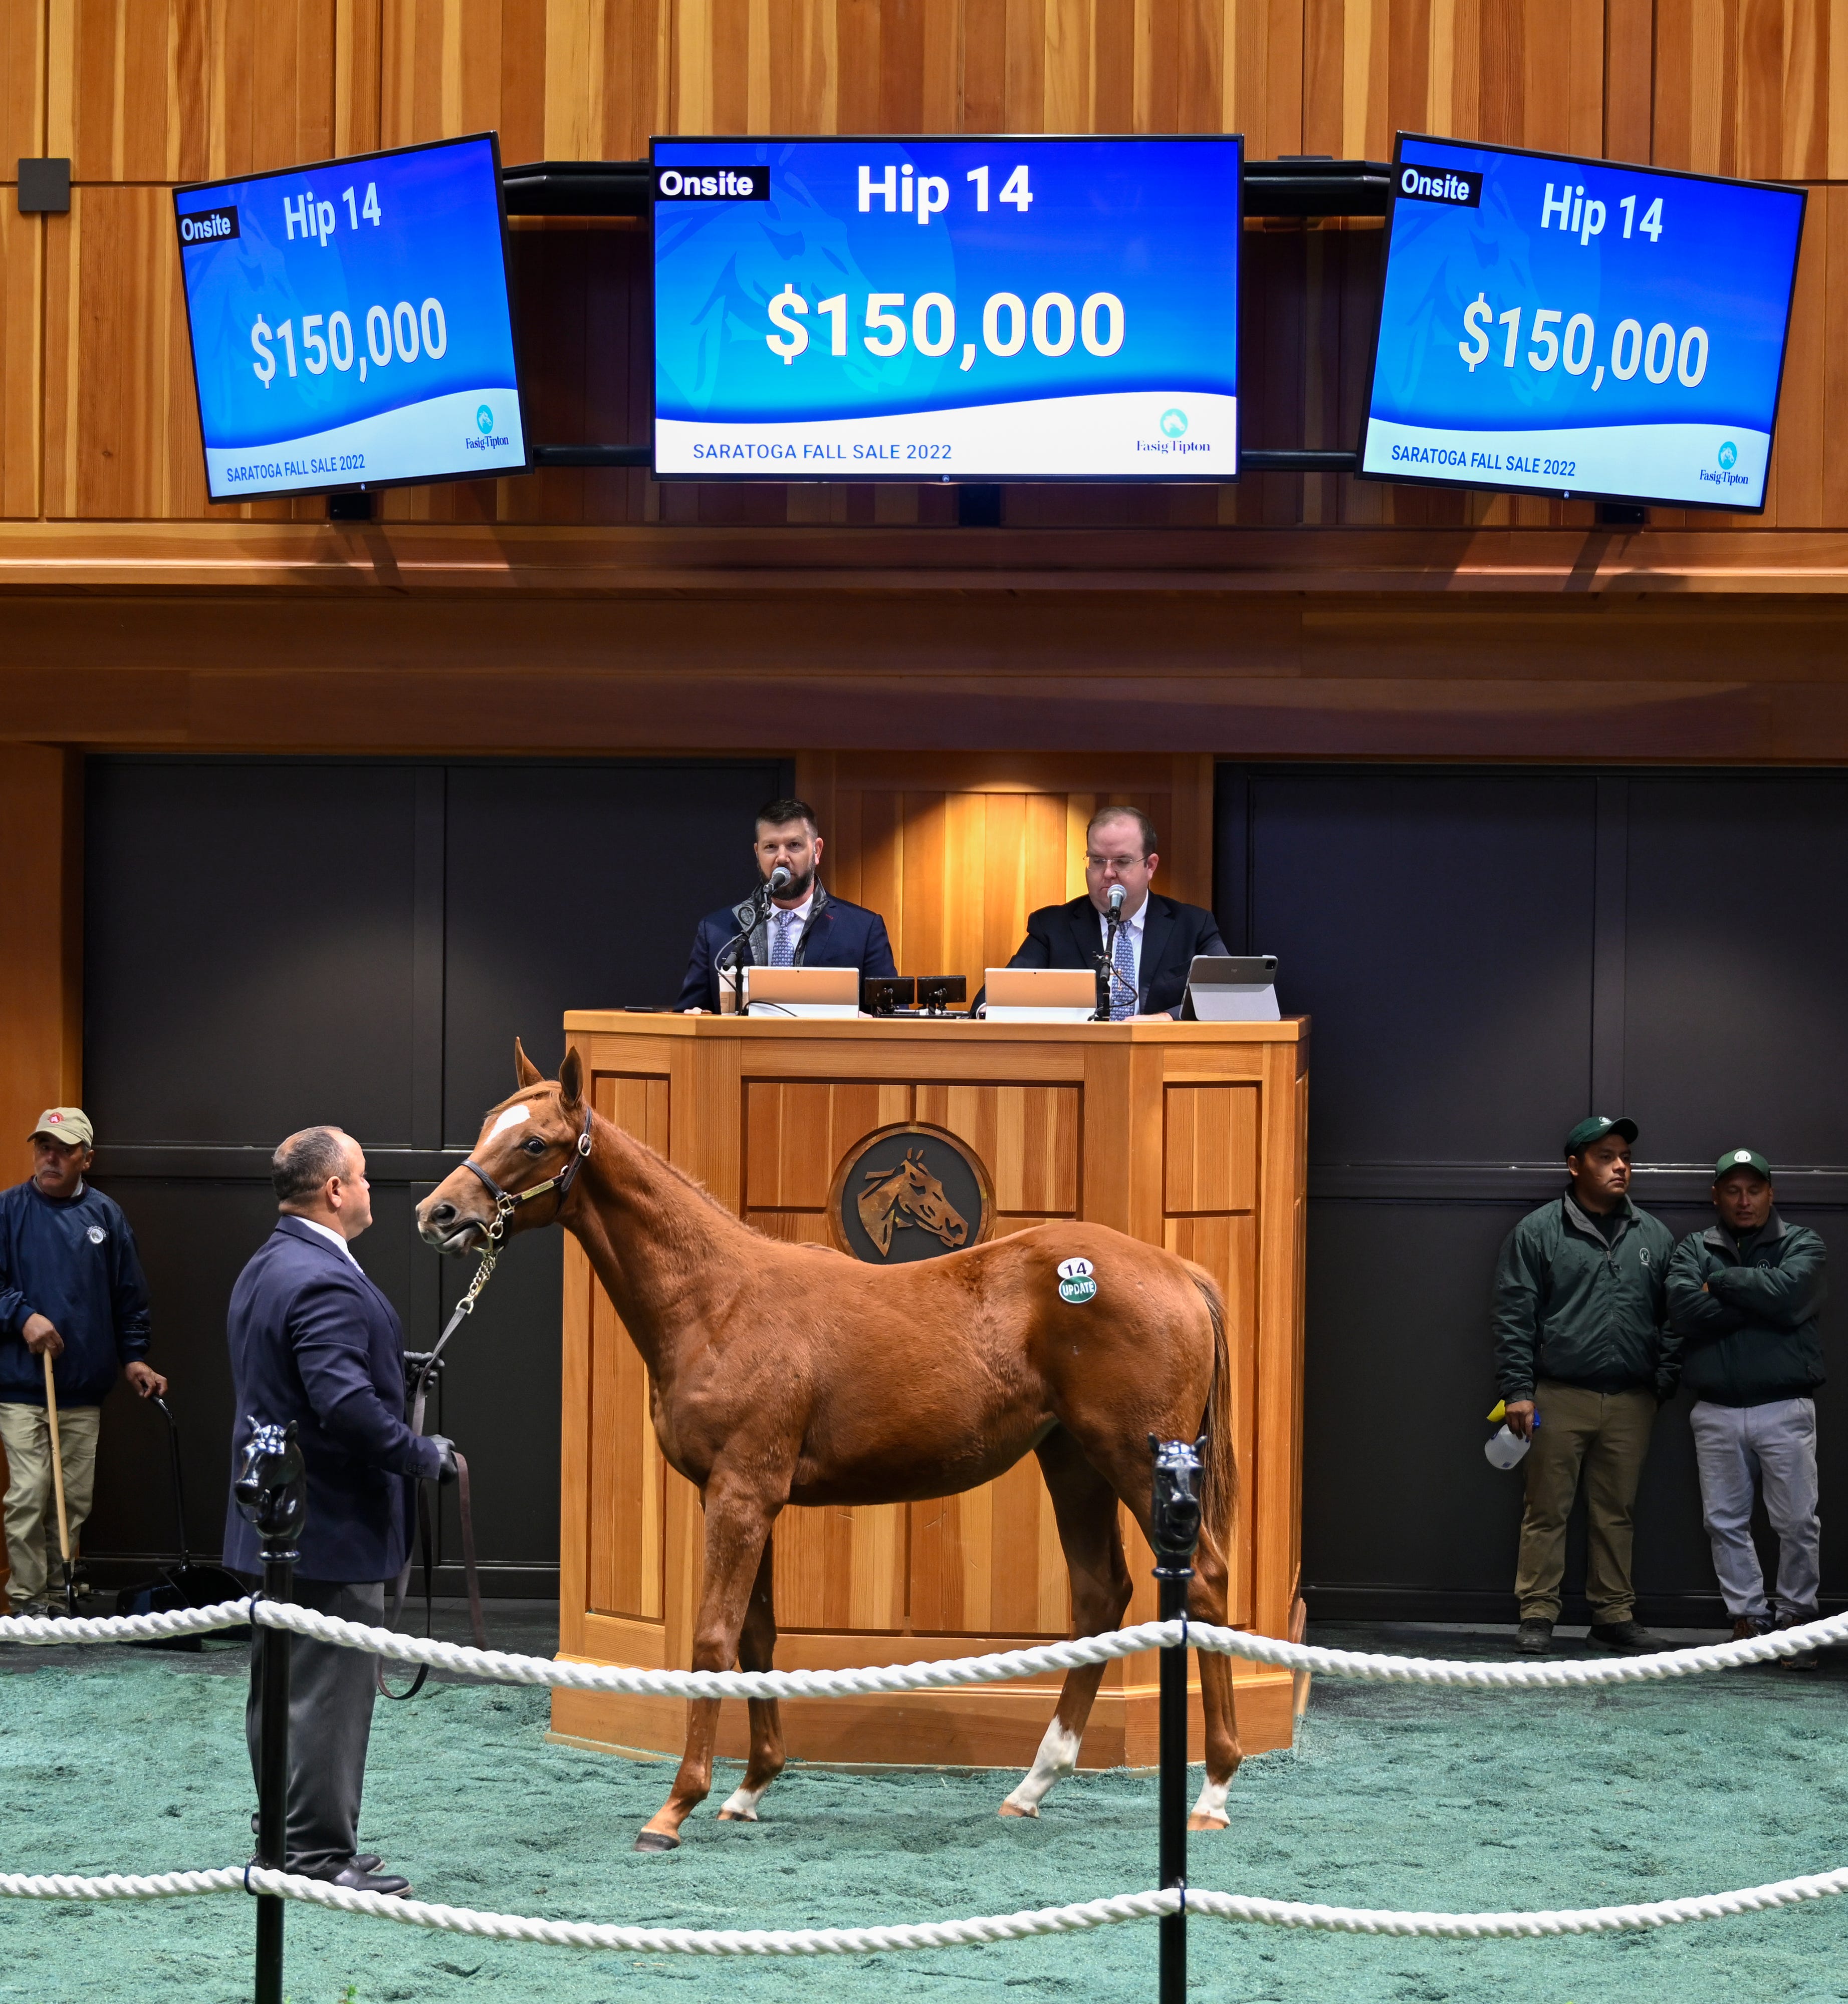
[1066,897,1099,968]
[1137,896,1175,1007]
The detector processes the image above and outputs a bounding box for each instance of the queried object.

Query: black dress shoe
[1589,1619,1664,1653]
[351,1854,382,1874]
[1514,1618,1553,1654]
[301,1860,412,1897]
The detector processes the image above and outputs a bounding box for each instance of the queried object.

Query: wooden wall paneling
[1164,1082,1257,1214]
[0,202,43,518]
[335,0,383,157]
[1303,0,1602,161]
[587,1070,670,1619]
[43,187,210,519]
[908,1454,1069,1634]
[1653,0,1835,180]
[1603,0,1654,162]
[744,1079,910,1208]
[0,4,43,168]
[913,1082,1080,1214]
[772,1497,906,1630]
[0,747,82,1174]
[380,0,545,158]
[47,1,339,184]
[1827,185,1848,525]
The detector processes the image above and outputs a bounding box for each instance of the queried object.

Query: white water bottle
[1484,1423,1530,1470]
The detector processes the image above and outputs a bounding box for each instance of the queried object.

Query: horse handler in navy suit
[677,796,895,1012]
[1006,806,1230,1019]
[223,1126,457,1898]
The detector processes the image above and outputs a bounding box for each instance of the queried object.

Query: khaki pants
[0,1400,101,1607]
[1514,1380,1658,1623]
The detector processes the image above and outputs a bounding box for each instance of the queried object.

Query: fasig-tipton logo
[654,165,770,202]
[176,204,240,246]
[1699,438,1749,490]
[1396,162,1482,208]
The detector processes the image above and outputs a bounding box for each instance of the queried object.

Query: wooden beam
[0,745,81,1177]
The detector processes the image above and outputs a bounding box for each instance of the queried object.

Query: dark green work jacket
[1666,1210,1826,1408]
[1493,1191,1679,1404]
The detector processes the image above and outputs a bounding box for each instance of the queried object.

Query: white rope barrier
[5,1600,1845,1692]
[8,1862,1848,1950]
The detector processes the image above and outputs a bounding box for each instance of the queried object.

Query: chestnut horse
[418,1042,1241,1851]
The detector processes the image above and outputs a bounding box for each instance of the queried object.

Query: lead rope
[376,1199,511,1701]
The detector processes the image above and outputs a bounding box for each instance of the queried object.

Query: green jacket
[1493,1192,1679,1403]
[1666,1211,1826,1408]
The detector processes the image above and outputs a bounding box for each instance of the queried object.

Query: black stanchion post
[233,1421,307,2004]
[1150,1436,1204,2004]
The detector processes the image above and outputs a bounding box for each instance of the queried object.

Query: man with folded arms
[1668,1149,1827,1669]
[1493,1115,1679,1655]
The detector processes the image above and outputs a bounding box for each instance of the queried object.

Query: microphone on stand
[767,864,794,899]
[1107,884,1126,917]
[1096,883,1129,1020]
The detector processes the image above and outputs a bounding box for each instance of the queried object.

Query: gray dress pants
[245,1577,385,1875]
[1689,1397,1821,1623]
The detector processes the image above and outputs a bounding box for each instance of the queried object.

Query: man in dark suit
[1007,807,1230,1018]
[223,1126,454,1897]
[677,796,896,1013]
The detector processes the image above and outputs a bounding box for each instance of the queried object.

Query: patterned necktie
[1110,919,1136,1020]
[771,909,796,966]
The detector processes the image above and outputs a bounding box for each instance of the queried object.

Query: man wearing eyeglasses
[1003,807,1229,1020]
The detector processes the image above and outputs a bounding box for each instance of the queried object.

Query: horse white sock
[1190,1774,1230,1825]
[1002,1720,1081,1816]
[718,1782,768,1821]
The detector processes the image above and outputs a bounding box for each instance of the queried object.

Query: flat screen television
[174,133,528,502]
[650,135,1242,480]
[1358,134,1806,512]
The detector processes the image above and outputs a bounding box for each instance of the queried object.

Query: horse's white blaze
[488,1105,532,1139]
[718,1783,766,1820]
[1190,1775,1230,1824]
[1002,1720,1081,1815]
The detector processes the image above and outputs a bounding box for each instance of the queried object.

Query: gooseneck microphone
[1107,883,1126,916]
[768,864,794,897]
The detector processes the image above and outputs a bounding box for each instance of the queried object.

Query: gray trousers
[1689,1397,1820,1623]
[245,1578,385,1875]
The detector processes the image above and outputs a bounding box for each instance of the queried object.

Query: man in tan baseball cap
[0,1105,165,1616]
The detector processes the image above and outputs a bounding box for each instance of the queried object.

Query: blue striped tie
[1110,921,1136,1020]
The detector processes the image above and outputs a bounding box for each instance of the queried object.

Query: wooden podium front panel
[555,1016,1308,1768]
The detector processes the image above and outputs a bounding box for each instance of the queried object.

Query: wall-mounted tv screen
[174,133,527,501]
[650,135,1242,480]
[1358,134,1806,511]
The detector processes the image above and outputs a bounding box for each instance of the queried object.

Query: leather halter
[460,1100,594,1242]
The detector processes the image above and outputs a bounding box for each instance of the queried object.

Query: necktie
[771,910,796,966]
[1110,920,1136,1020]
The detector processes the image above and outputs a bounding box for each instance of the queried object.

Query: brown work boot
[1731,1616,1772,1642]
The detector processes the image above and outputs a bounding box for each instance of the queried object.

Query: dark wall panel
[1625,777,1848,1164]
[442,761,781,1140]
[86,762,420,1146]
[80,756,784,1589]
[1223,765,1848,1623]
[1243,773,1598,1165]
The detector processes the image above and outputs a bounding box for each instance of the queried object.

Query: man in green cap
[1492,1115,1679,1654]
[1667,1151,1826,1669]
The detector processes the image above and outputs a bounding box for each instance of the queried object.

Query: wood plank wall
[6,1,1848,533]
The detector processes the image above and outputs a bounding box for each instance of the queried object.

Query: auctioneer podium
[551,1011,1310,1766]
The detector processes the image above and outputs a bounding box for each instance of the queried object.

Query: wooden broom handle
[42,1351,71,1566]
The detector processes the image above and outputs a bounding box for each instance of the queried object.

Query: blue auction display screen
[174,134,527,500]
[650,136,1242,479]
[1359,135,1805,510]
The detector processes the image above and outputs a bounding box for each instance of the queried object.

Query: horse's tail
[1186,1262,1238,1556]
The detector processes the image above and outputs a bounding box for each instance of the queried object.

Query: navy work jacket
[677,884,896,1013]
[222,1217,440,1583]
[1007,894,1231,1018]
[0,1179,151,1407]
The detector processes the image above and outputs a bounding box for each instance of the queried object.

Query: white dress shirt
[293,1214,362,1270]
[768,889,816,960]
[1097,897,1147,1006]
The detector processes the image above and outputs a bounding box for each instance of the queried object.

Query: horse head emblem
[857,1148,969,1257]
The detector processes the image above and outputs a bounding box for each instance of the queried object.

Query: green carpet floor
[4,1628,1847,2003]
